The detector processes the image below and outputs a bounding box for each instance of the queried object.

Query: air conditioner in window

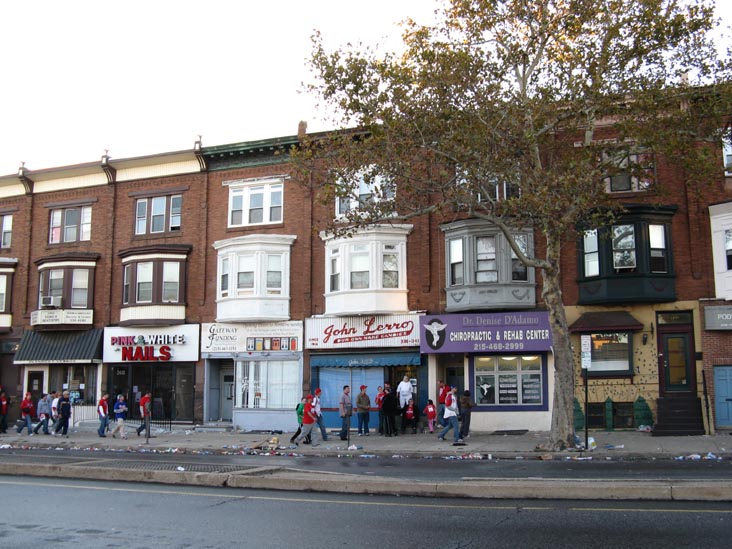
[41,296,62,309]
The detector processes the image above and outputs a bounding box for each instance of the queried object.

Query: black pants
[54,417,69,435]
[384,414,396,436]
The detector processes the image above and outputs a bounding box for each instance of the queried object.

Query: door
[714,366,732,428]
[174,365,194,421]
[27,370,45,405]
[660,333,693,393]
[220,371,234,421]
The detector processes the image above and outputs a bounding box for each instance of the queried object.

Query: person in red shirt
[136,392,152,437]
[0,390,10,433]
[401,398,418,434]
[97,393,109,437]
[293,394,319,447]
[437,380,450,427]
[423,399,437,433]
[374,386,385,435]
[16,392,34,435]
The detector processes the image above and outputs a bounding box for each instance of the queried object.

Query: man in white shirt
[396,375,413,408]
[312,388,329,441]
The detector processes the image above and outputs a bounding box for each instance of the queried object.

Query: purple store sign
[420,312,553,354]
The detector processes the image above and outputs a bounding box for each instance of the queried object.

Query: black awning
[569,311,644,333]
[14,328,103,364]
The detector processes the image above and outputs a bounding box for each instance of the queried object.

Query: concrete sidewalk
[2,425,731,501]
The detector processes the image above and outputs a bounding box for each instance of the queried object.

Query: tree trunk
[542,238,576,451]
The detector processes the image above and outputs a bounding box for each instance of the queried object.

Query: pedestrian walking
[356,385,370,436]
[33,393,52,434]
[459,390,476,439]
[312,388,328,441]
[97,393,110,437]
[290,397,306,444]
[437,380,450,427]
[293,394,319,446]
[136,392,152,436]
[49,391,60,433]
[53,391,71,437]
[338,385,352,441]
[438,386,462,443]
[16,392,34,435]
[110,394,128,439]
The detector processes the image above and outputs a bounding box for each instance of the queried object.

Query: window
[236,359,300,410]
[70,269,89,308]
[266,255,282,294]
[335,168,395,217]
[136,262,153,303]
[474,355,543,406]
[135,195,182,235]
[0,274,6,311]
[648,224,668,273]
[583,230,600,277]
[0,215,11,248]
[726,229,732,271]
[228,180,283,227]
[511,234,528,281]
[329,249,340,292]
[38,266,94,309]
[476,236,497,283]
[49,206,92,244]
[382,246,399,288]
[237,255,254,293]
[586,332,633,375]
[162,262,179,302]
[449,239,464,285]
[220,258,229,298]
[612,224,636,270]
[724,140,732,177]
[602,147,654,193]
[121,257,187,306]
[349,246,370,289]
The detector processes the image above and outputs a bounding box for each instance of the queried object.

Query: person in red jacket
[422,399,437,433]
[437,380,450,428]
[16,392,34,435]
[0,390,10,433]
[293,394,319,446]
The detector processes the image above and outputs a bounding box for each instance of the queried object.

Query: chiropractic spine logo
[424,318,448,350]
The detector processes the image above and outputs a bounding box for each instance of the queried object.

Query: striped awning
[14,328,103,364]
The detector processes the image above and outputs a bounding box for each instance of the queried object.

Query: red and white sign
[306,314,422,349]
[104,325,199,363]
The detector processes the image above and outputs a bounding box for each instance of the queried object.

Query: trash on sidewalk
[604,444,624,450]
[176,466,185,471]
[538,453,553,460]
[359,454,377,459]
[573,435,597,451]
[637,425,653,433]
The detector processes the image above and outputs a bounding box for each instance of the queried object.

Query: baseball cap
[360,384,367,390]
[306,394,313,399]
[315,388,322,394]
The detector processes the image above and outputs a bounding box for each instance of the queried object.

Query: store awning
[310,352,421,368]
[14,328,103,364]
[569,311,644,333]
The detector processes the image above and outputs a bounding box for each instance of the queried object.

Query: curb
[1,462,731,501]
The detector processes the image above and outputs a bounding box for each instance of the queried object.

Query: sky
[0,0,729,176]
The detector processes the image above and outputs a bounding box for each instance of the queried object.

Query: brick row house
[1,126,730,434]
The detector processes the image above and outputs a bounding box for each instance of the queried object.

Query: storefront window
[236,360,300,409]
[474,355,543,405]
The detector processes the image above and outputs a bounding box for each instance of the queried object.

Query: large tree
[296,0,732,449]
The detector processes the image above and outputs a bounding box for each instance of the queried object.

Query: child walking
[423,399,437,433]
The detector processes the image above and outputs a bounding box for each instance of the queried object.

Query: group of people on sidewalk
[8,390,73,437]
[96,391,152,439]
[290,378,476,444]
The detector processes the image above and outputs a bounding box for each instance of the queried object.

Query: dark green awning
[14,328,103,364]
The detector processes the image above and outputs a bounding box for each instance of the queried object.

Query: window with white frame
[446,231,533,287]
[0,274,7,312]
[135,195,182,235]
[227,179,283,227]
[474,355,543,406]
[723,139,732,177]
[121,258,186,306]
[236,359,300,410]
[335,168,395,217]
[38,266,94,309]
[323,231,408,294]
[217,249,291,299]
[583,230,600,277]
[0,215,11,248]
[49,206,92,244]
